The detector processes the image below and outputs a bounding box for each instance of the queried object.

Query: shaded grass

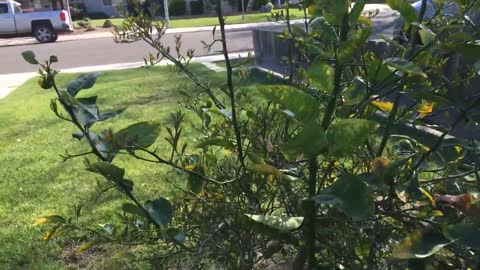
[0,64,280,269]
[78,8,306,29]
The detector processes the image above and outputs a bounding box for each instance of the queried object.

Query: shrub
[169,0,186,16]
[76,17,91,28]
[23,1,480,269]
[70,2,86,20]
[189,0,204,15]
[86,12,110,19]
[102,19,114,28]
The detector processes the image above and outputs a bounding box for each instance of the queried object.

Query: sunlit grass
[0,63,280,269]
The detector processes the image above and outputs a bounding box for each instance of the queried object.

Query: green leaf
[366,59,392,83]
[444,223,480,248]
[313,175,374,221]
[257,85,319,122]
[338,27,372,64]
[349,0,365,25]
[186,166,205,195]
[280,121,327,159]
[332,0,349,22]
[386,0,418,24]
[309,17,338,41]
[343,77,367,106]
[326,119,378,157]
[244,214,303,232]
[58,91,98,128]
[122,203,148,218]
[88,131,118,162]
[86,161,125,180]
[21,51,39,65]
[445,41,480,61]
[86,161,133,192]
[67,73,102,97]
[418,29,436,45]
[308,57,334,93]
[384,58,427,77]
[114,122,161,149]
[144,198,173,227]
[393,230,451,259]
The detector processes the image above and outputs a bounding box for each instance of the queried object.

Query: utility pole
[164,0,170,28]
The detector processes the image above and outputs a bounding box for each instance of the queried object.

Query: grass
[0,63,279,269]
[78,8,306,29]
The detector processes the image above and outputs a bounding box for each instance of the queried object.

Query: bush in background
[76,17,91,28]
[86,12,110,19]
[190,0,204,15]
[103,19,114,28]
[253,0,269,10]
[169,0,186,16]
[70,2,86,20]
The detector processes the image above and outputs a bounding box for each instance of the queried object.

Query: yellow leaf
[371,101,393,113]
[32,215,65,226]
[419,188,436,207]
[32,218,48,226]
[43,226,60,241]
[77,241,97,254]
[416,103,433,118]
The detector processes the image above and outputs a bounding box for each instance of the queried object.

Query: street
[0,30,253,74]
[0,6,400,75]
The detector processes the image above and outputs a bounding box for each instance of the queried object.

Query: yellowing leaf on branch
[416,103,433,118]
[32,215,66,226]
[371,100,394,113]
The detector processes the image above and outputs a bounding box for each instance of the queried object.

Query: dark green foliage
[70,2,87,21]
[189,0,204,15]
[169,0,186,16]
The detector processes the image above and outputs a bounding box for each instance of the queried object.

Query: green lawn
[79,8,306,29]
[0,63,279,269]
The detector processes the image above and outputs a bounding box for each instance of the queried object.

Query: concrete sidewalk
[0,4,394,47]
[0,51,251,100]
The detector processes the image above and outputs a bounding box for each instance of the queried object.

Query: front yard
[76,8,306,29]
[0,63,278,269]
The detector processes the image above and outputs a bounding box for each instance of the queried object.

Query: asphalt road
[0,30,253,74]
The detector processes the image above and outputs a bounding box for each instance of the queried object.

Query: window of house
[0,3,8,14]
[103,0,113,6]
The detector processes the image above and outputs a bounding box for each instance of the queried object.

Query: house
[72,0,124,17]
[74,0,238,18]
[16,0,68,11]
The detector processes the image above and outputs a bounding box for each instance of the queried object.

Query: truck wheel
[33,24,54,43]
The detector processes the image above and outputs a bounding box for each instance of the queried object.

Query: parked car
[0,0,73,43]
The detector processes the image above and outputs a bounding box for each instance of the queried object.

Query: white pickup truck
[0,0,73,43]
